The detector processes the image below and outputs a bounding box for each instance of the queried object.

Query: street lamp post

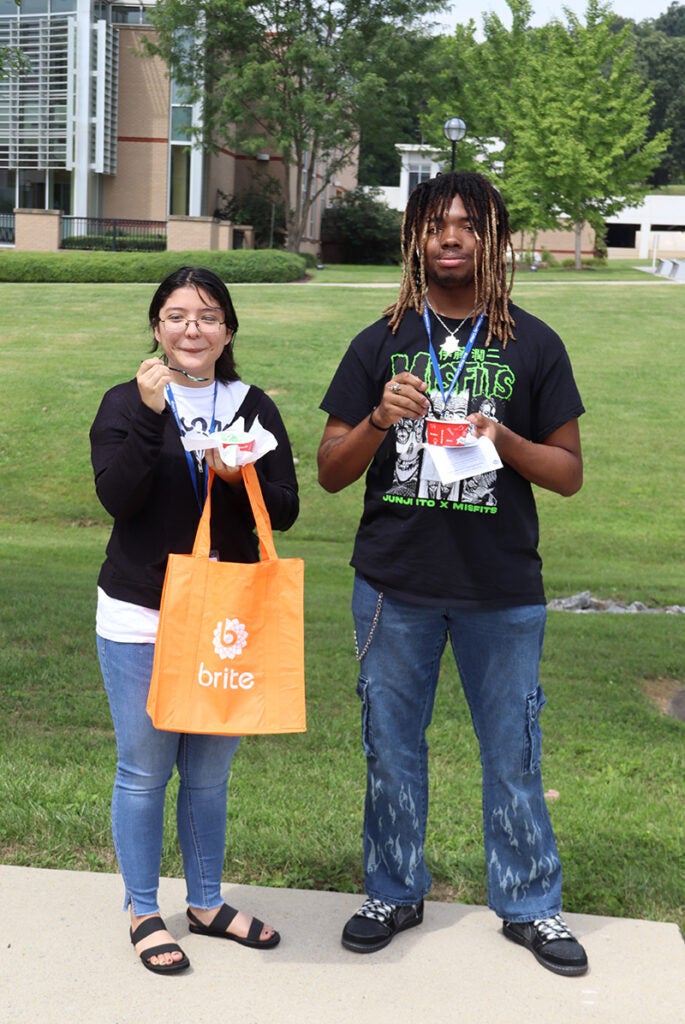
[443,117,467,172]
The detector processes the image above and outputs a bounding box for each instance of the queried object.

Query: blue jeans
[352,575,562,922]
[97,636,241,916]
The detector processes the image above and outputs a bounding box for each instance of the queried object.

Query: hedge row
[0,249,307,283]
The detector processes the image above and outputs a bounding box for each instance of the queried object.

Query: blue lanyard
[422,306,484,413]
[165,380,218,510]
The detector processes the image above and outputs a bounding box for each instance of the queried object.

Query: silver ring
[389,382,401,393]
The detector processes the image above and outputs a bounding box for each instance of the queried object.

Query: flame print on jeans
[488,797,558,903]
[213,618,248,659]
[366,773,423,888]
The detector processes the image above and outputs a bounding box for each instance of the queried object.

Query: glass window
[169,146,189,216]
[20,0,48,13]
[171,79,192,106]
[0,84,9,132]
[0,169,16,214]
[18,170,46,210]
[110,4,152,24]
[50,169,71,213]
[21,102,40,147]
[51,0,77,12]
[171,105,192,142]
[0,0,18,15]
[111,5,143,24]
[408,161,432,195]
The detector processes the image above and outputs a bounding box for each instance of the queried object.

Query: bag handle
[192,463,277,562]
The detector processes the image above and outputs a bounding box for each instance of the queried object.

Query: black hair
[148,266,240,382]
[385,171,516,347]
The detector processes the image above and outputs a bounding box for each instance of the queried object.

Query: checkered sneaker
[533,914,575,942]
[355,898,397,925]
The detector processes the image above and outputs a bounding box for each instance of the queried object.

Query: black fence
[61,216,167,252]
[0,212,15,244]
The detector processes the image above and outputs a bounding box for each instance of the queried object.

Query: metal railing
[0,212,15,244]
[61,216,166,251]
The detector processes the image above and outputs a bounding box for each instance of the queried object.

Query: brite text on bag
[198,662,255,690]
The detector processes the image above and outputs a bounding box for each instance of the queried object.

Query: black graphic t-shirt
[320,304,584,608]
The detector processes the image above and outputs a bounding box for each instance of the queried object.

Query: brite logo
[198,618,254,690]
[198,663,255,690]
[213,618,248,660]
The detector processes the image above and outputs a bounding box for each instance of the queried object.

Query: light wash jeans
[352,574,562,923]
[97,636,241,916]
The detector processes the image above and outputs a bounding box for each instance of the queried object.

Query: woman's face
[153,285,232,383]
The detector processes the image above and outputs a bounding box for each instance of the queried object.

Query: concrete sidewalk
[1,864,682,1024]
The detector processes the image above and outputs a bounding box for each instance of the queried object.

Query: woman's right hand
[137,357,172,413]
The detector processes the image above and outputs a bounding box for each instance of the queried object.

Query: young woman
[91,266,299,973]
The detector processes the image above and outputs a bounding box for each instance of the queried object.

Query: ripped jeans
[352,574,562,922]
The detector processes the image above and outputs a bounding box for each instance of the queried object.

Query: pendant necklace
[426,301,474,355]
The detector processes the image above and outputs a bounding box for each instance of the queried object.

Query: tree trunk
[574,221,583,270]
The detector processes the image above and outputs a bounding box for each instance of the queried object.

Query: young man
[317,172,588,976]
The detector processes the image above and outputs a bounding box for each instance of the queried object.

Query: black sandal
[187,904,280,949]
[130,915,190,974]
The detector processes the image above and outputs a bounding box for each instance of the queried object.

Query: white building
[605,194,685,260]
[378,144,685,260]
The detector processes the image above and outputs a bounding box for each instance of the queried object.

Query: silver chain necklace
[426,301,474,355]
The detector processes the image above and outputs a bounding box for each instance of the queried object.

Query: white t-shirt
[96,586,159,643]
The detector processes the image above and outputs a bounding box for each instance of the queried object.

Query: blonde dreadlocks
[385,171,516,347]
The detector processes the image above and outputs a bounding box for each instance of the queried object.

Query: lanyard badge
[422,307,484,415]
[165,381,218,510]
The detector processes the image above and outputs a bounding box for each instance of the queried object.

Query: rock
[547,592,684,615]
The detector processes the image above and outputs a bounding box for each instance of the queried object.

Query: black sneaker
[342,897,424,953]
[502,914,589,976]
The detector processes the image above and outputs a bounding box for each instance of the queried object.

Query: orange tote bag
[147,463,306,735]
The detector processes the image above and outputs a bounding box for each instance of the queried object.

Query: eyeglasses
[159,314,226,334]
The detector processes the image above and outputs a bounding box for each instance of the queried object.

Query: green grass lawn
[0,268,683,930]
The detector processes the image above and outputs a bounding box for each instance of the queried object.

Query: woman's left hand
[205,447,244,488]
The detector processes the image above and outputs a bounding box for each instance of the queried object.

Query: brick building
[0,0,356,252]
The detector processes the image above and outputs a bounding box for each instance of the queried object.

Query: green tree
[419,23,483,171]
[653,0,685,37]
[320,186,401,263]
[632,15,685,185]
[0,1,26,79]
[425,1,669,264]
[513,2,669,267]
[423,2,559,240]
[149,0,447,253]
[214,185,287,249]
[357,29,445,187]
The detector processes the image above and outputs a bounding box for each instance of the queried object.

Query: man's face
[424,194,480,291]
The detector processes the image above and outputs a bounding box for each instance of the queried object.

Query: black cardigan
[90,380,299,610]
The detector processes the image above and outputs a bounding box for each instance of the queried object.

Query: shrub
[321,187,402,264]
[0,249,307,283]
[559,256,607,271]
[214,189,287,250]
